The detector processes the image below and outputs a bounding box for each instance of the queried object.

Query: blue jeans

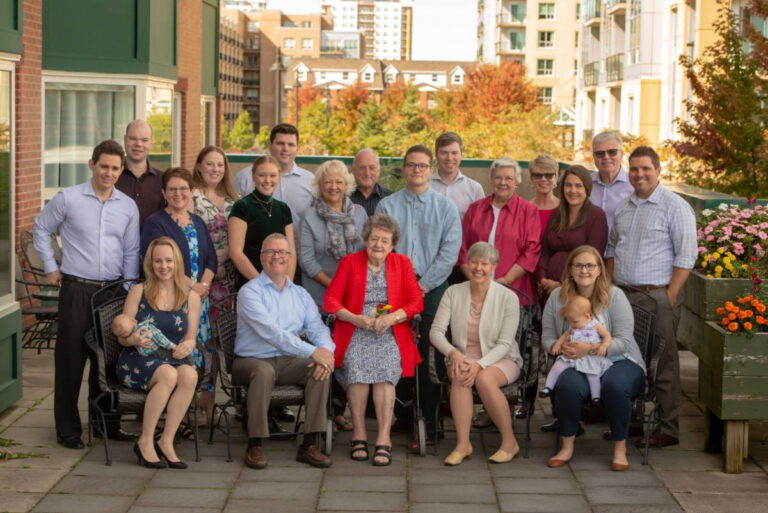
[553,359,645,440]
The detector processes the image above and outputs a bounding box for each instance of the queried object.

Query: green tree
[220,116,233,151]
[256,125,271,152]
[146,111,172,153]
[672,0,768,197]
[229,111,256,152]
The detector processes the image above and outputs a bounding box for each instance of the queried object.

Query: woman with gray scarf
[299,159,367,432]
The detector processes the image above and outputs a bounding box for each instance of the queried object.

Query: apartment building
[477,0,579,109]
[574,0,718,148]
[321,0,413,60]
[220,10,246,128]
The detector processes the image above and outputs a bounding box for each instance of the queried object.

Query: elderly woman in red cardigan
[324,213,424,466]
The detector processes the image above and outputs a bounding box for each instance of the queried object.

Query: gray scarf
[315,197,360,260]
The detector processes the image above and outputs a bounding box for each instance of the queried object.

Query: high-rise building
[220,10,246,129]
[573,0,718,148]
[477,0,579,109]
[321,0,413,60]
[221,0,266,12]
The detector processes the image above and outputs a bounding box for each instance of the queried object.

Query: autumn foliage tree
[672,0,768,197]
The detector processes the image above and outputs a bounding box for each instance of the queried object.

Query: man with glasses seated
[590,131,633,230]
[376,144,462,443]
[232,233,335,469]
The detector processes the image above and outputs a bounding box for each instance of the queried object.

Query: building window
[284,38,296,49]
[247,37,260,50]
[320,71,327,80]
[537,87,553,105]
[247,21,260,32]
[363,72,373,82]
[509,3,526,23]
[0,66,12,301]
[301,38,313,50]
[452,73,463,84]
[431,74,438,82]
[201,97,215,147]
[145,86,173,156]
[537,59,554,76]
[44,82,135,189]
[538,31,555,48]
[343,71,350,80]
[538,3,555,20]
[509,30,525,50]
[409,73,416,81]
[386,73,395,82]
[302,21,312,28]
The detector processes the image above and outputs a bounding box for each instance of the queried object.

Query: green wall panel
[0,307,22,414]
[43,0,176,80]
[0,0,22,54]
[201,1,219,97]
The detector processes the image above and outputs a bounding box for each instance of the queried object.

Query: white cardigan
[430,281,523,369]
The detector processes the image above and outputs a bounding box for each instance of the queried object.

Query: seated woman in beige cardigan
[430,242,523,466]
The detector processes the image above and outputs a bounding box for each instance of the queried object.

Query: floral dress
[193,190,235,320]
[116,291,199,391]
[182,222,214,391]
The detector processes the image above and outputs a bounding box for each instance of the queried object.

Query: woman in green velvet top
[228,155,295,289]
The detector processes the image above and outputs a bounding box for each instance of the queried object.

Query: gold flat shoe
[488,445,519,464]
[443,445,473,466]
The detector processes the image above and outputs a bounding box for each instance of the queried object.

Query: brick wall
[15,0,43,248]
[176,0,202,169]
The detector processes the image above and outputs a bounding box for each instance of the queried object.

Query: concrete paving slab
[32,493,134,513]
[495,477,581,494]
[1,427,59,447]
[584,486,678,505]
[498,492,591,513]
[10,408,56,429]
[410,505,499,513]
[574,469,663,487]
[0,491,44,513]
[410,483,496,504]
[323,474,405,492]
[329,458,405,476]
[674,493,768,513]
[22,373,55,388]
[127,508,220,513]
[134,488,229,509]
[148,470,237,489]
[231,480,318,500]
[591,507,684,513]
[52,474,146,495]
[237,465,322,482]
[658,470,768,493]
[223,498,317,513]
[410,468,491,484]
[0,468,66,493]
[318,491,406,512]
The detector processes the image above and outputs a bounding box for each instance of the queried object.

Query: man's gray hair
[261,232,289,252]
[353,148,380,168]
[490,157,522,184]
[467,241,499,266]
[591,131,622,150]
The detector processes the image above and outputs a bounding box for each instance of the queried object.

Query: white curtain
[44,83,134,188]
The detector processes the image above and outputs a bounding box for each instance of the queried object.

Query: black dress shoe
[133,442,166,469]
[155,442,188,469]
[94,427,138,442]
[57,436,85,449]
[272,406,295,422]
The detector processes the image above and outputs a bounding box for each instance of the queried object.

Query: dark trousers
[553,359,644,439]
[395,280,448,429]
[54,280,103,439]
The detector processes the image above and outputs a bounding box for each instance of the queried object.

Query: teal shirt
[376,188,461,292]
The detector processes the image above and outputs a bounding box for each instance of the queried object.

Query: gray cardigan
[541,286,646,374]
[298,204,368,308]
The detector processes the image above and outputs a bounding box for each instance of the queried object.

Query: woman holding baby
[115,236,200,469]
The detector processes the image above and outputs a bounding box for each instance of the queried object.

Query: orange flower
[725,301,735,310]
[728,313,737,321]
[757,316,767,325]
[739,311,749,319]
[728,322,739,331]
[751,300,760,308]
[737,298,746,304]
[722,317,730,325]
[716,307,726,316]
[757,304,766,313]
[744,322,753,331]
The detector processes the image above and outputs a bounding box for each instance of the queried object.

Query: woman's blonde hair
[192,145,239,200]
[143,237,189,311]
[313,159,356,198]
[558,245,611,314]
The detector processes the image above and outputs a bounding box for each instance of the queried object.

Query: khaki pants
[232,355,329,439]
[625,287,682,439]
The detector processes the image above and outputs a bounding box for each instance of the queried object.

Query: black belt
[62,273,118,288]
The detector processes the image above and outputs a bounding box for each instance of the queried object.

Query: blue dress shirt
[235,272,335,359]
[590,167,634,230]
[32,180,140,281]
[375,187,462,292]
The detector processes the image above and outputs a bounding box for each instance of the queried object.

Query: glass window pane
[0,70,11,298]
[44,83,135,188]
[146,86,173,155]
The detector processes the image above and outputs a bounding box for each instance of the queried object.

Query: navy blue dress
[116,291,198,391]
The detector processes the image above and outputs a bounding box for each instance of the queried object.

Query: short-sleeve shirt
[229,190,293,279]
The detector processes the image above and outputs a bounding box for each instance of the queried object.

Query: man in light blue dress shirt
[232,233,335,469]
[606,146,696,448]
[590,132,634,231]
[234,123,314,222]
[376,144,462,438]
[33,140,140,449]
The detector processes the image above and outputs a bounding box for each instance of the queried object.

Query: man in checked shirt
[605,146,697,448]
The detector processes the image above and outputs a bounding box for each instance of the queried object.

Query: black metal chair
[85,280,200,465]
[15,254,59,353]
[208,303,333,461]
[428,287,538,458]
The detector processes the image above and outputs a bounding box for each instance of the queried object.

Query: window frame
[0,57,17,309]
[537,58,554,76]
[537,86,553,105]
[538,30,555,48]
[284,38,296,49]
[538,2,555,20]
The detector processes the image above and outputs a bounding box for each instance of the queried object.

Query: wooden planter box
[689,321,768,473]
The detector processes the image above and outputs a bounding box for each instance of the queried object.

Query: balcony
[497,12,525,27]
[606,53,624,82]
[606,0,627,16]
[584,0,601,27]
[583,61,599,87]
[495,40,525,55]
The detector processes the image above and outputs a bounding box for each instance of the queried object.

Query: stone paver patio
[2,348,768,513]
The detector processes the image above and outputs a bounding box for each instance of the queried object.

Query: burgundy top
[538,204,608,282]
[458,195,541,305]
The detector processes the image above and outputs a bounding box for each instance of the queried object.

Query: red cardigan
[323,250,424,376]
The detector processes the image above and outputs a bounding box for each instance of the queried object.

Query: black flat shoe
[94,427,138,442]
[133,442,166,469]
[57,436,84,450]
[155,442,187,469]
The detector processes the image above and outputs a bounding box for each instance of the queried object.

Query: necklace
[470,300,483,319]
[166,209,189,227]
[252,191,273,217]
[368,263,383,274]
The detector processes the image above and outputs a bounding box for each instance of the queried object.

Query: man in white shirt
[428,132,484,219]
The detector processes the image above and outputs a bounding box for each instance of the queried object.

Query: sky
[265,0,477,61]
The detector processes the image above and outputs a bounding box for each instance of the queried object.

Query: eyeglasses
[530,172,556,180]
[404,162,431,171]
[167,186,190,194]
[593,149,620,158]
[572,263,598,271]
[261,249,292,257]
